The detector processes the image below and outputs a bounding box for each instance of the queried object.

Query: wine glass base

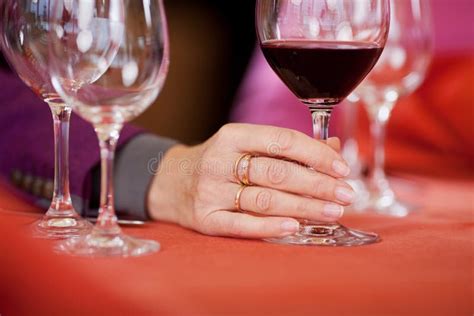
[55,231,160,257]
[369,195,411,217]
[33,212,93,240]
[264,221,380,246]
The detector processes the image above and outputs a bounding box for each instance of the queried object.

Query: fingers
[247,157,355,205]
[238,185,344,222]
[200,180,346,239]
[222,124,349,178]
[201,210,300,238]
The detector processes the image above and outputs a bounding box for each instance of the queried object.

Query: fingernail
[323,203,344,219]
[332,160,350,177]
[335,187,356,204]
[280,220,299,234]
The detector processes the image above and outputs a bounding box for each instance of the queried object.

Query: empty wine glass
[49,0,169,257]
[356,0,433,217]
[256,0,390,246]
[0,0,92,238]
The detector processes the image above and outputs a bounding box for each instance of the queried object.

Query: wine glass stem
[47,104,74,214]
[311,108,332,141]
[371,120,386,182]
[95,124,123,233]
[369,105,392,193]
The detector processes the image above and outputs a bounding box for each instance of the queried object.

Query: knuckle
[311,144,333,170]
[216,124,236,141]
[268,129,294,155]
[295,201,311,217]
[312,175,325,197]
[196,219,214,235]
[227,217,245,236]
[266,162,287,185]
[255,189,273,213]
[219,123,234,133]
[197,211,226,237]
[316,157,335,173]
[198,216,219,236]
[311,154,323,170]
[314,176,338,200]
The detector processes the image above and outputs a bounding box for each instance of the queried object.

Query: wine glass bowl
[1,0,92,239]
[50,0,169,127]
[260,41,383,107]
[256,0,390,246]
[49,0,169,257]
[257,0,390,108]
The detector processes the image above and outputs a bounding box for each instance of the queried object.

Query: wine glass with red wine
[256,0,390,246]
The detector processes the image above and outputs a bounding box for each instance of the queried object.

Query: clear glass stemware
[0,0,92,238]
[256,0,390,246]
[49,0,169,257]
[356,0,433,217]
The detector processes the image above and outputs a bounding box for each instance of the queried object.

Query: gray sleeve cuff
[114,134,178,220]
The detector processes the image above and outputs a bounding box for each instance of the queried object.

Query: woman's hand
[148,123,354,239]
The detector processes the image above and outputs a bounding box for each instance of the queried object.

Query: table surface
[0,176,472,316]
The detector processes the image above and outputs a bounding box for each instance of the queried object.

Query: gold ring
[240,154,252,186]
[234,185,247,212]
[233,153,253,185]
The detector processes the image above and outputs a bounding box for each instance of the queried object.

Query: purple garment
[231,0,474,131]
[0,69,142,206]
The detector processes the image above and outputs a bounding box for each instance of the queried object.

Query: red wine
[261,40,383,105]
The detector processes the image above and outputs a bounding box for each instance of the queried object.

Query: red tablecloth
[0,177,472,316]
